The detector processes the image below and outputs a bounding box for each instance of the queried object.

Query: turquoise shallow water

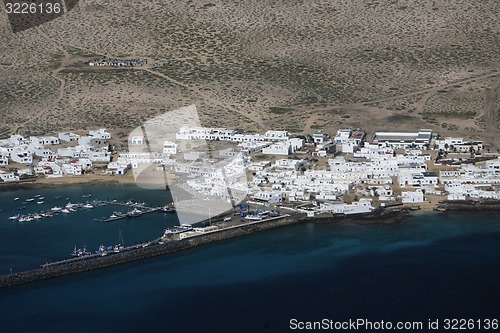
[0,186,499,333]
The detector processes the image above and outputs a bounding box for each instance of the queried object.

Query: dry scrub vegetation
[0,0,498,142]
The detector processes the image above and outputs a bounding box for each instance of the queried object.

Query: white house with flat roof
[30,136,59,146]
[163,141,179,155]
[401,190,424,203]
[252,189,284,204]
[58,132,80,142]
[436,137,483,152]
[131,136,145,145]
[0,171,19,182]
[262,142,291,155]
[373,129,432,149]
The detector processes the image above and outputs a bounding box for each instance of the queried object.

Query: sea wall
[0,214,304,288]
[438,200,500,211]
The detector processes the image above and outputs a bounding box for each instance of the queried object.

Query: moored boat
[126,208,142,217]
[160,206,176,213]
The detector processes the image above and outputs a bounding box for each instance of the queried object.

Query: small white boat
[83,204,94,209]
[25,198,35,202]
[224,217,231,222]
[35,194,41,198]
[51,206,63,212]
[14,197,19,201]
[8,215,20,220]
[61,209,71,214]
[33,215,42,219]
[245,214,263,221]
[37,201,44,204]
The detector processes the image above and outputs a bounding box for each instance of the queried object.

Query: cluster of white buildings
[1,122,497,213]
[0,129,113,181]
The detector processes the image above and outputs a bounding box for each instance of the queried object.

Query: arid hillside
[0,0,498,143]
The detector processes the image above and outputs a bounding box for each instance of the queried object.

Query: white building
[252,190,284,204]
[262,142,291,156]
[58,132,80,142]
[401,190,424,203]
[130,136,145,145]
[436,137,483,153]
[0,171,19,182]
[319,199,373,215]
[30,136,60,146]
[372,129,432,149]
[163,141,179,155]
[313,130,328,144]
[288,138,305,151]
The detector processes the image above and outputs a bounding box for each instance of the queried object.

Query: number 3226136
[5,2,62,14]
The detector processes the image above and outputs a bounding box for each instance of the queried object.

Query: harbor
[7,195,173,223]
[0,212,298,288]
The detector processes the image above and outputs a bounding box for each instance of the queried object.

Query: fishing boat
[9,215,20,220]
[37,201,44,204]
[33,214,42,219]
[61,208,71,213]
[34,194,41,198]
[13,197,19,201]
[83,204,94,209]
[25,198,34,202]
[245,214,263,221]
[71,245,91,258]
[126,208,142,217]
[51,206,63,212]
[82,194,92,198]
[113,211,127,218]
[160,206,176,213]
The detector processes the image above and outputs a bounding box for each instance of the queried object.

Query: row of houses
[0,129,114,180]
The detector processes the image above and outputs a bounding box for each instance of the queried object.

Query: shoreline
[2,180,500,289]
[0,175,138,191]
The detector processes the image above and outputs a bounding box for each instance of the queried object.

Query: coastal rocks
[437,200,500,211]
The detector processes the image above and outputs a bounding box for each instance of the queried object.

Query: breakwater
[0,213,305,288]
[437,200,500,211]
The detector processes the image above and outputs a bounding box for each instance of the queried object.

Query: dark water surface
[0,186,499,333]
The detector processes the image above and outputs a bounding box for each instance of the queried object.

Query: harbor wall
[0,214,304,288]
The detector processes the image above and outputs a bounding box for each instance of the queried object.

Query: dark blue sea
[0,185,499,333]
